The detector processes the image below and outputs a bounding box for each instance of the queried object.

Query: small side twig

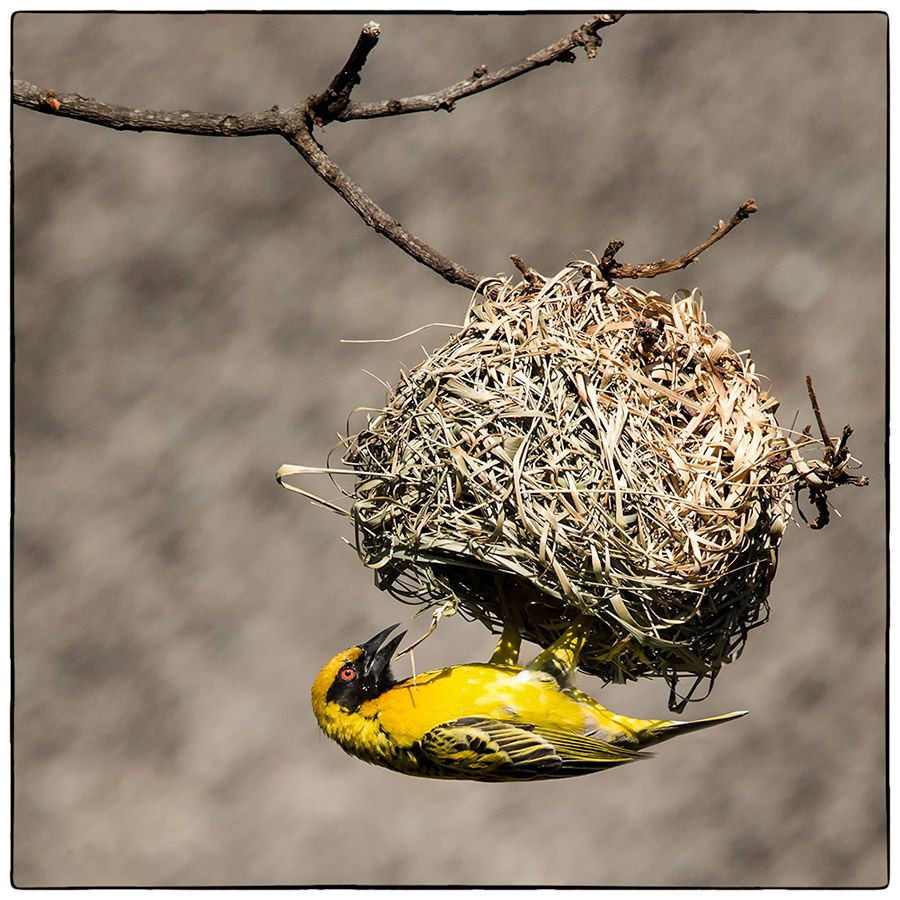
[805,374,833,459]
[599,239,625,275]
[794,376,869,529]
[599,199,759,280]
[307,20,382,125]
[510,254,544,291]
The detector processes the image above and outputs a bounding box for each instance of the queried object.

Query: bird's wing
[532,724,647,773]
[419,715,640,781]
[419,716,560,779]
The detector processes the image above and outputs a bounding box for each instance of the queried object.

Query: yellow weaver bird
[311,617,747,782]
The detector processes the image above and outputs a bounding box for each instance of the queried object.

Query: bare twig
[795,377,869,529]
[805,374,834,457]
[283,121,486,291]
[11,14,622,133]
[308,20,382,125]
[599,239,625,274]
[12,79,284,135]
[510,254,544,291]
[600,200,759,279]
[335,14,624,120]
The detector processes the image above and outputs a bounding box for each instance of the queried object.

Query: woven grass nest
[281,258,865,709]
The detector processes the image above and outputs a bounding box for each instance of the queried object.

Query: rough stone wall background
[13,12,886,887]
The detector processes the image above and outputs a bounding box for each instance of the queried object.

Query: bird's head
[310,624,407,722]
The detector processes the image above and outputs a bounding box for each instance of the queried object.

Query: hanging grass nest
[281,257,866,709]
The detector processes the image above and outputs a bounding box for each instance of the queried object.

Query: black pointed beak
[361,623,407,680]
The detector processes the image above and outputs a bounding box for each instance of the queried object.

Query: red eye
[339,665,357,682]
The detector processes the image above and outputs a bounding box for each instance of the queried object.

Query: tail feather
[644,710,748,746]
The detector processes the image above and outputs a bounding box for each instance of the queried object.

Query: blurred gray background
[13,12,886,888]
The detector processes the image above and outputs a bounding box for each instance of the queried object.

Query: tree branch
[13,71,488,291]
[12,79,284,136]
[599,200,759,280]
[335,13,624,120]
[283,121,487,292]
[10,15,765,301]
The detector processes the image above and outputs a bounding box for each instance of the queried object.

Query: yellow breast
[363,663,594,746]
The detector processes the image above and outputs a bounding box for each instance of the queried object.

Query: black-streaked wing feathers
[419,715,642,781]
[533,724,646,767]
[419,716,560,779]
